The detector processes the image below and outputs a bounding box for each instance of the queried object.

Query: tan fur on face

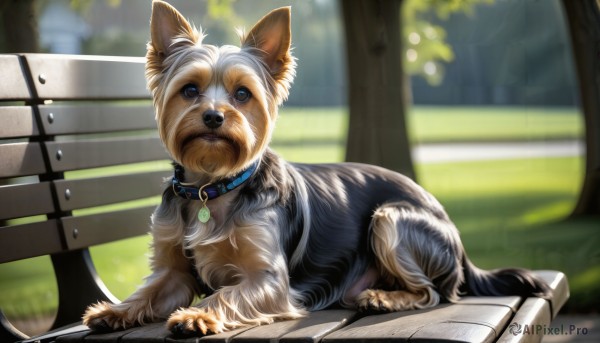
[145,2,295,179]
[158,58,273,177]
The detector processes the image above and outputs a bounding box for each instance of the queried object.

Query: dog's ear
[242,7,294,79]
[149,0,199,57]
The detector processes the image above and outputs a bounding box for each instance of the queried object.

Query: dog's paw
[83,301,134,332]
[167,307,225,336]
[356,289,431,313]
[356,289,395,313]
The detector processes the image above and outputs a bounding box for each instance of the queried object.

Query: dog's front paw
[83,301,134,332]
[356,289,431,313]
[356,289,394,313]
[167,307,225,336]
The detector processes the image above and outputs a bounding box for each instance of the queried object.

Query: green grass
[1,106,596,331]
[274,107,348,144]
[0,258,58,319]
[274,106,582,144]
[418,156,599,312]
[408,106,583,143]
[91,236,153,300]
[270,106,582,162]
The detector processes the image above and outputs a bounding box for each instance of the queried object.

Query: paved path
[413,140,584,164]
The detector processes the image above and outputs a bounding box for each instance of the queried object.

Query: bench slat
[54,171,169,211]
[0,55,30,100]
[0,220,63,263]
[0,182,54,220]
[21,324,89,343]
[46,271,569,342]
[23,54,149,100]
[0,107,39,139]
[61,206,155,250]
[45,137,168,172]
[52,323,254,343]
[55,327,131,342]
[231,309,356,343]
[53,311,357,343]
[38,104,156,135]
[456,295,522,312]
[322,303,513,342]
[185,326,256,342]
[412,322,497,342]
[0,142,46,178]
[54,324,165,343]
[119,323,173,343]
[496,298,551,343]
[534,270,569,318]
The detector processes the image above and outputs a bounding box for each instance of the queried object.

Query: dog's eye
[181,84,200,99]
[233,87,252,103]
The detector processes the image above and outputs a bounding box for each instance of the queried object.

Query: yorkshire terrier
[83,0,550,336]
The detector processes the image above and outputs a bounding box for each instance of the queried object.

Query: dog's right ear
[149,0,200,57]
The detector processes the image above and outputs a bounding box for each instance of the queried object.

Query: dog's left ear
[149,0,200,57]
[242,7,293,80]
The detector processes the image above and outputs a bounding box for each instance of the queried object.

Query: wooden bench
[0,53,169,342]
[0,54,569,343]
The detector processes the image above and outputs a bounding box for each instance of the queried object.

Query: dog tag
[198,205,211,223]
[197,185,211,223]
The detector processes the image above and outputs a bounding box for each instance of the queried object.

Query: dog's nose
[202,110,224,129]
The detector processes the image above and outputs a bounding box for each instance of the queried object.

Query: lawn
[271,106,583,163]
[1,105,597,332]
[408,106,583,143]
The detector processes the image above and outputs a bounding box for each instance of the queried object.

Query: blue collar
[171,161,259,201]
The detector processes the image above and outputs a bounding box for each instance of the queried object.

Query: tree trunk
[562,0,600,216]
[341,0,415,180]
[1,0,40,53]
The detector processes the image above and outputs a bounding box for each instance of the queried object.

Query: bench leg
[50,249,118,329]
[0,310,28,342]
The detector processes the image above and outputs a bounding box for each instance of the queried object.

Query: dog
[83,0,551,336]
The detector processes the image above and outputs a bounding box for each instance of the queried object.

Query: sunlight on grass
[90,235,153,301]
[518,201,575,226]
[570,265,600,310]
[275,105,582,146]
[415,155,599,313]
[0,256,57,321]
[72,196,162,217]
[65,160,172,180]
[408,106,582,143]
[275,107,348,144]
[417,157,583,235]
[272,144,344,163]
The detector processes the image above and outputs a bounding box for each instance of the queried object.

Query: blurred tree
[341,0,415,179]
[341,0,493,178]
[562,0,600,216]
[1,0,40,53]
[200,0,241,46]
[402,0,492,85]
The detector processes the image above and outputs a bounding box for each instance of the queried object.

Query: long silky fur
[83,1,551,335]
[460,258,551,299]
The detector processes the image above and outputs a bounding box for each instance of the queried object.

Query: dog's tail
[460,256,551,299]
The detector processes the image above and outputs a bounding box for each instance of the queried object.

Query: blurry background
[0,0,596,337]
